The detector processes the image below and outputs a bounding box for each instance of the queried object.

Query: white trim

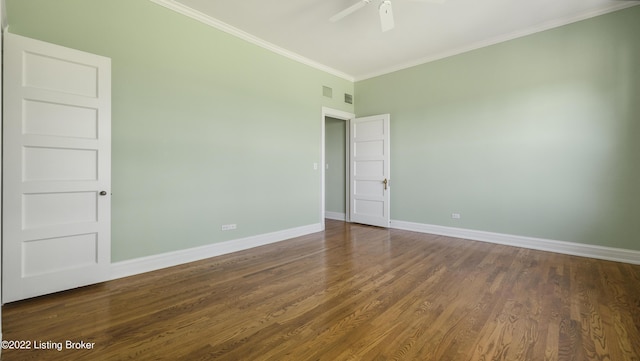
[355,2,639,81]
[325,212,347,221]
[391,220,640,265]
[148,0,354,82]
[109,219,640,280]
[321,107,355,231]
[110,223,322,280]
[149,0,637,82]
[1,0,4,340]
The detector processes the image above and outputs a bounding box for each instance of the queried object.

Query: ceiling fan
[330,0,447,32]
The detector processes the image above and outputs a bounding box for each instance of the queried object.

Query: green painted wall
[6,1,639,258]
[6,0,354,261]
[355,7,640,250]
[325,117,346,214]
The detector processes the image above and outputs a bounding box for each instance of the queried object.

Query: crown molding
[354,2,639,81]
[149,1,637,83]
[148,0,354,82]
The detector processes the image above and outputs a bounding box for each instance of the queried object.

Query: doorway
[325,116,348,221]
[321,108,391,230]
[321,107,353,230]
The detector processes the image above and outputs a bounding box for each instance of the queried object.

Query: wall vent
[322,86,333,98]
[344,93,353,104]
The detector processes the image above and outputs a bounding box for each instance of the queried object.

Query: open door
[3,33,111,302]
[349,114,390,228]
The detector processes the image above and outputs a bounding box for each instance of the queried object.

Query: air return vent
[344,93,353,104]
[322,86,333,98]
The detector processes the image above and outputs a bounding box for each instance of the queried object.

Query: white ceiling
[152,0,638,81]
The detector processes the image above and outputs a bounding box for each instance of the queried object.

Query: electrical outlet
[221,224,237,231]
[451,213,461,219]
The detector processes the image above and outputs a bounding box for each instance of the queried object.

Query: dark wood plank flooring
[3,220,640,360]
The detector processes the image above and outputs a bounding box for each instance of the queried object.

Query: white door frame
[321,107,354,230]
[1,3,5,338]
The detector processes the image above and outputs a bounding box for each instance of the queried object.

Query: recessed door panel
[23,192,97,229]
[354,199,385,218]
[353,118,384,139]
[355,160,384,177]
[23,147,98,181]
[23,100,98,139]
[354,180,384,197]
[23,233,98,277]
[24,52,98,97]
[354,140,384,157]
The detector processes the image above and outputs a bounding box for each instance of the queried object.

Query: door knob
[99,191,108,196]
[383,178,388,190]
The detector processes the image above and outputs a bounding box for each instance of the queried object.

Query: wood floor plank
[2,220,640,360]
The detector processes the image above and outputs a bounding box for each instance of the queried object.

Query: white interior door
[2,33,111,303]
[349,114,390,228]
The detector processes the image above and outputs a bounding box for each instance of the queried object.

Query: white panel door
[3,33,111,303]
[349,114,390,228]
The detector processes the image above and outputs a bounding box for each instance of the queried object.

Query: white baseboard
[109,219,640,281]
[391,220,640,265]
[325,211,346,221]
[110,223,323,280]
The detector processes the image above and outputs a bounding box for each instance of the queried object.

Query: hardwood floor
[3,220,640,360]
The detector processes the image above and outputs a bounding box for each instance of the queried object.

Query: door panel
[349,114,390,228]
[23,99,98,139]
[23,51,99,97]
[23,192,98,228]
[23,147,98,181]
[23,233,98,277]
[3,33,111,303]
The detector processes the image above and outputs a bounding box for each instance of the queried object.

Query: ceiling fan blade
[379,0,395,32]
[329,0,371,22]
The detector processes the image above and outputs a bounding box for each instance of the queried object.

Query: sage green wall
[6,0,354,261]
[325,117,346,214]
[355,6,640,250]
